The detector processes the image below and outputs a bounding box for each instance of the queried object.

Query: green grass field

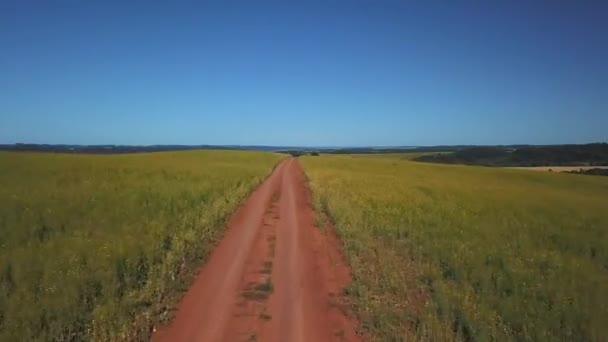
[0,150,283,341]
[301,154,608,341]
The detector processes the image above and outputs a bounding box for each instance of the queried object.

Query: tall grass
[0,150,283,341]
[301,154,608,341]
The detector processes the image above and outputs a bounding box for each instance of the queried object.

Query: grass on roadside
[301,154,608,341]
[0,150,284,341]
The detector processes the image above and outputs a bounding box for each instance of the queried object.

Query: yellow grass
[301,154,608,341]
[0,150,284,341]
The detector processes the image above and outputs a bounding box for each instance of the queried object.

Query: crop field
[301,154,608,341]
[0,150,283,341]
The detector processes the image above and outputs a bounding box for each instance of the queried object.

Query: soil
[152,158,360,342]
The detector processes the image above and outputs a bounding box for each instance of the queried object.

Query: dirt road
[152,158,359,342]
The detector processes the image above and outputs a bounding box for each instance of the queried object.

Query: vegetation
[416,143,608,166]
[301,154,608,341]
[0,143,236,154]
[0,143,285,154]
[279,150,321,157]
[0,150,283,341]
[325,147,449,154]
[565,168,608,177]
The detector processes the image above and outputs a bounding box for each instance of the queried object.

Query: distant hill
[415,143,608,167]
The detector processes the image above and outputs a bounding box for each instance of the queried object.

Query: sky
[1,1,606,147]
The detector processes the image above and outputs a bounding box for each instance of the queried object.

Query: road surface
[152,158,359,342]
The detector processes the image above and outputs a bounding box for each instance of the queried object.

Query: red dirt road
[152,158,359,342]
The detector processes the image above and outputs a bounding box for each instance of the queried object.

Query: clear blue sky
[1,1,606,146]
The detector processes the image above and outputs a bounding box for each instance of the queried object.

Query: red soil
[152,158,360,342]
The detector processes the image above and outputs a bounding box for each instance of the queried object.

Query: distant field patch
[0,150,283,341]
[301,154,608,341]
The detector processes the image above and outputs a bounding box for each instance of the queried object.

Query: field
[0,150,284,341]
[300,154,608,341]
[3,150,607,341]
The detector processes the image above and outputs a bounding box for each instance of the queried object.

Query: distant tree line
[0,144,235,154]
[565,168,608,176]
[324,146,461,154]
[0,144,302,154]
[416,143,608,167]
[278,150,321,157]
